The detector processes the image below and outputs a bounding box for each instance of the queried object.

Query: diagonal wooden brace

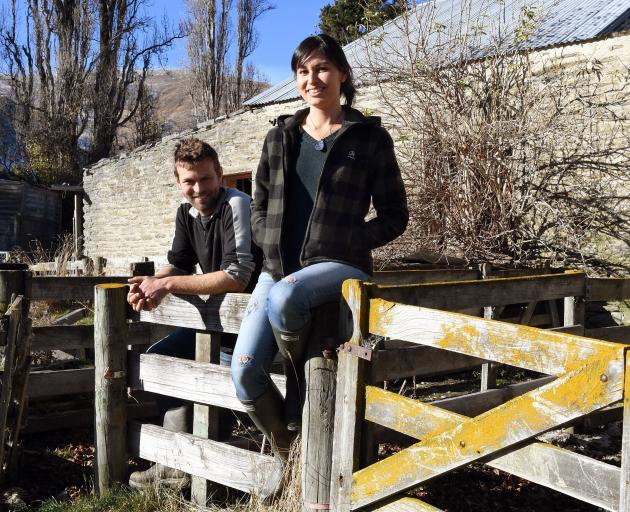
[352,356,623,509]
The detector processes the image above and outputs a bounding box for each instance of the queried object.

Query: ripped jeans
[230,262,370,402]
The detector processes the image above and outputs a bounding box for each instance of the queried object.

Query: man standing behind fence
[126,137,259,489]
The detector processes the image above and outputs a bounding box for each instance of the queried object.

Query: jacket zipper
[278,128,290,276]
[298,122,357,267]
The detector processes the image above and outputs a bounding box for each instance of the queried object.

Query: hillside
[146,68,198,135]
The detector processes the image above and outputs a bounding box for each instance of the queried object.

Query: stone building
[82,0,630,265]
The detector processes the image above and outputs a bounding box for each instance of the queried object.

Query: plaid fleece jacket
[251,106,408,279]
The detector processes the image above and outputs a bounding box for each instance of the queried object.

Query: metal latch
[338,342,372,361]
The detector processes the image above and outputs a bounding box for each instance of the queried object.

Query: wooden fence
[2,266,629,508]
[330,274,630,511]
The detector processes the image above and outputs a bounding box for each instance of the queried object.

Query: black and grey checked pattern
[251,106,408,279]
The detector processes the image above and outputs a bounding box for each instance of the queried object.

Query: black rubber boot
[242,384,295,500]
[129,405,190,489]
[271,325,310,431]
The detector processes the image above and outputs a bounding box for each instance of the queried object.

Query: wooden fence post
[191,331,221,506]
[0,268,27,315]
[0,268,30,486]
[480,263,497,391]
[94,283,129,494]
[130,261,155,277]
[330,280,369,512]
[302,303,339,511]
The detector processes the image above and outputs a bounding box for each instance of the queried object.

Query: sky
[153,0,331,84]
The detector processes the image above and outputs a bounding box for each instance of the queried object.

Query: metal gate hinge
[338,342,372,361]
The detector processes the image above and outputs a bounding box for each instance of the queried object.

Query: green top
[282,129,338,274]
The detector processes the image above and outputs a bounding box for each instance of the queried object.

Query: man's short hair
[173,138,221,177]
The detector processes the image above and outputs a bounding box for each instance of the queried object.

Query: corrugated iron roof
[244,0,630,107]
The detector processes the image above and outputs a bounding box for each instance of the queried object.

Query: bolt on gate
[331,276,630,512]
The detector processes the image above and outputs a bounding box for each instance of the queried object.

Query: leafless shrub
[359,0,630,273]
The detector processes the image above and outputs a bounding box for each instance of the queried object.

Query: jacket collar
[277,105,381,132]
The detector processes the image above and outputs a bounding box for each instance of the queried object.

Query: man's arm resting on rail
[128,267,244,311]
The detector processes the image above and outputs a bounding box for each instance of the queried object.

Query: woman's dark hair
[291,34,356,107]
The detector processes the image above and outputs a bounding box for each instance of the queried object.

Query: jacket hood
[276,106,381,131]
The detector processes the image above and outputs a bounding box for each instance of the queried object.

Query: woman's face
[296,51,347,111]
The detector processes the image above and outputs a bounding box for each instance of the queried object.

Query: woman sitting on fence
[230,33,408,482]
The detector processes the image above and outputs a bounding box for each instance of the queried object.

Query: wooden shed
[0,179,62,251]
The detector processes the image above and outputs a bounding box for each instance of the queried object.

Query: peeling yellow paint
[369,298,627,376]
[352,357,622,509]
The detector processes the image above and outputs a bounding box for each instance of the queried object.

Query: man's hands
[127,276,170,312]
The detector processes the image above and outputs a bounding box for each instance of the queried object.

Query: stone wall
[83,33,630,264]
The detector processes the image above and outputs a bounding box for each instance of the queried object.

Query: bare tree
[90,0,181,163]
[234,0,274,107]
[358,1,630,272]
[185,0,233,120]
[1,0,94,184]
[126,82,162,149]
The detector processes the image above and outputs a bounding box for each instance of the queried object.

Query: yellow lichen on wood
[365,386,465,440]
[372,497,444,511]
[369,298,626,375]
[352,356,622,509]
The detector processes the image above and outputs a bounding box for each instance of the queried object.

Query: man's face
[175,158,223,216]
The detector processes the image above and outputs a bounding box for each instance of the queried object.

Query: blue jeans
[230,262,370,402]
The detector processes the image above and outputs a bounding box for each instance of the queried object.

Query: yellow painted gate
[330,279,630,512]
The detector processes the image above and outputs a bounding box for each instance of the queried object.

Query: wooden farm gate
[331,274,630,511]
[2,266,629,508]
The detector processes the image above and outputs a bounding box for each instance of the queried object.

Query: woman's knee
[230,353,267,402]
[267,278,309,331]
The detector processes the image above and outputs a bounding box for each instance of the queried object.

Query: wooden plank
[191,332,221,506]
[351,357,623,509]
[372,269,479,286]
[330,280,369,512]
[369,299,626,376]
[365,387,619,511]
[429,376,555,418]
[138,292,250,334]
[24,402,158,433]
[549,325,585,335]
[372,497,444,512]
[619,353,630,512]
[370,346,485,382]
[128,422,278,494]
[588,278,630,302]
[30,276,129,301]
[94,283,128,494]
[31,322,175,351]
[586,325,630,344]
[52,307,87,326]
[27,368,94,398]
[128,353,286,411]
[371,272,585,311]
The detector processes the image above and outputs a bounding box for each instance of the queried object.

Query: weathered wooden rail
[2,265,628,507]
[330,276,630,512]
